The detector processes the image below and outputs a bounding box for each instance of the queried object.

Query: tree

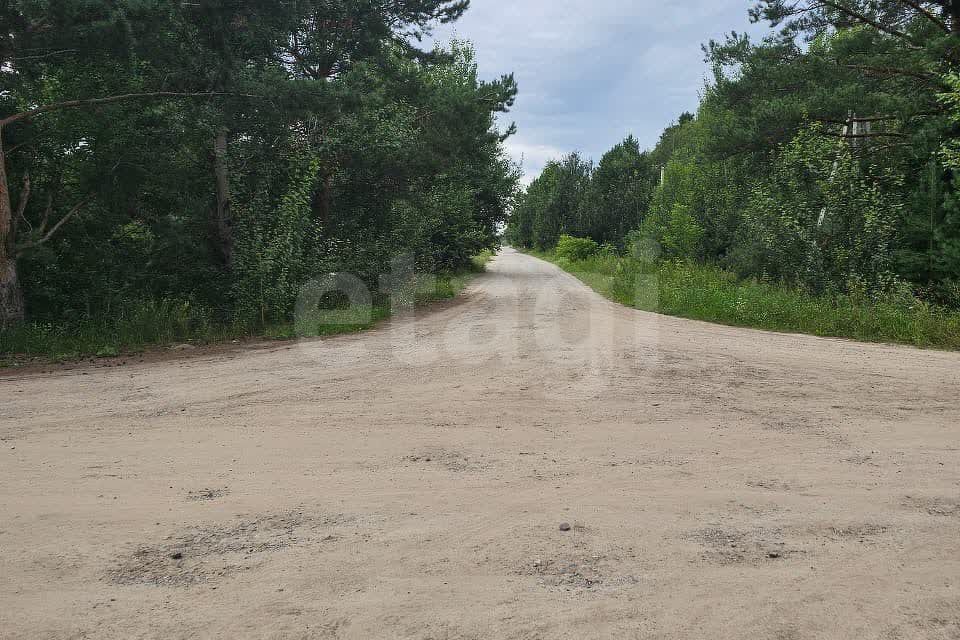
[576,136,655,246]
[507,153,592,250]
[752,1,960,40]
[731,125,901,294]
[512,0,960,307]
[0,1,248,326]
[1,0,494,328]
[228,40,517,322]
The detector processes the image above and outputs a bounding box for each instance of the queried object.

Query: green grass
[0,255,495,365]
[530,249,960,351]
[263,270,474,341]
[471,249,496,271]
[0,299,243,365]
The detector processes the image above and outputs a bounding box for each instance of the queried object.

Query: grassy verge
[263,267,481,341]
[530,249,960,351]
[471,249,496,271]
[0,255,495,366]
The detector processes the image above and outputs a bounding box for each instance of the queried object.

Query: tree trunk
[312,173,333,225]
[0,257,24,328]
[212,127,234,268]
[0,126,26,327]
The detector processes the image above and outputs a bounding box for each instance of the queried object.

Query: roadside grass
[0,254,495,365]
[471,249,496,271]
[530,249,960,351]
[264,269,476,340]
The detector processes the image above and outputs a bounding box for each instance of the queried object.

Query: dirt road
[2,248,959,639]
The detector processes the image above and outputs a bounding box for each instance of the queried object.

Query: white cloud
[431,0,771,182]
[504,138,568,184]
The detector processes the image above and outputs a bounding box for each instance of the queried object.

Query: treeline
[0,1,517,331]
[507,0,960,308]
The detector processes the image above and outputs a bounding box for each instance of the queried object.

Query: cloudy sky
[432,0,771,183]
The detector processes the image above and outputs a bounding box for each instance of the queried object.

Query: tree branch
[284,47,323,80]
[3,140,34,156]
[15,197,89,256]
[818,0,925,48]
[841,63,942,83]
[826,131,908,138]
[13,172,29,232]
[814,109,944,124]
[37,193,52,236]
[11,49,79,61]
[898,0,951,33]
[0,91,259,127]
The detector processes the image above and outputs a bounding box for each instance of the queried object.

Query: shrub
[635,203,704,261]
[732,126,901,297]
[555,235,599,261]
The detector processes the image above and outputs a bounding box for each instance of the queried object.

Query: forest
[7,1,960,357]
[0,0,517,355]
[507,0,960,338]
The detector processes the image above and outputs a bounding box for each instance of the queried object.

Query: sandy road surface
[2,248,960,639]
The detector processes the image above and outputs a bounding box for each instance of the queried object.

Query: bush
[555,235,599,261]
[0,298,223,360]
[732,126,901,297]
[634,203,704,261]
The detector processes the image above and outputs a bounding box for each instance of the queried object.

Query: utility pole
[819,112,858,227]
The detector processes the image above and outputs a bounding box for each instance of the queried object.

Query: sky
[431,0,772,183]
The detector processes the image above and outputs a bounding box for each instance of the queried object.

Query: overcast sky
[431,1,771,183]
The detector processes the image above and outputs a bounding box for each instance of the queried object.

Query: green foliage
[635,204,704,261]
[471,249,496,271]
[511,0,960,324]
[940,73,960,171]
[533,249,960,351]
[555,235,599,261]
[505,153,592,249]
[0,2,518,353]
[576,136,655,246]
[506,138,656,250]
[1,254,493,362]
[732,126,901,296]
[233,146,327,325]
[391,181,489,273]
[0,299,227,362]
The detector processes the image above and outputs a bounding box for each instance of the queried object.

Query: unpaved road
[2,248,960,639]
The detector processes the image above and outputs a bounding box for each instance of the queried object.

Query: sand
[2,247,959,639]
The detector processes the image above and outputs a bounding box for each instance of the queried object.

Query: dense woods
[0,1,517,335]
[7,0,960,357]
[507,0,960,309]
